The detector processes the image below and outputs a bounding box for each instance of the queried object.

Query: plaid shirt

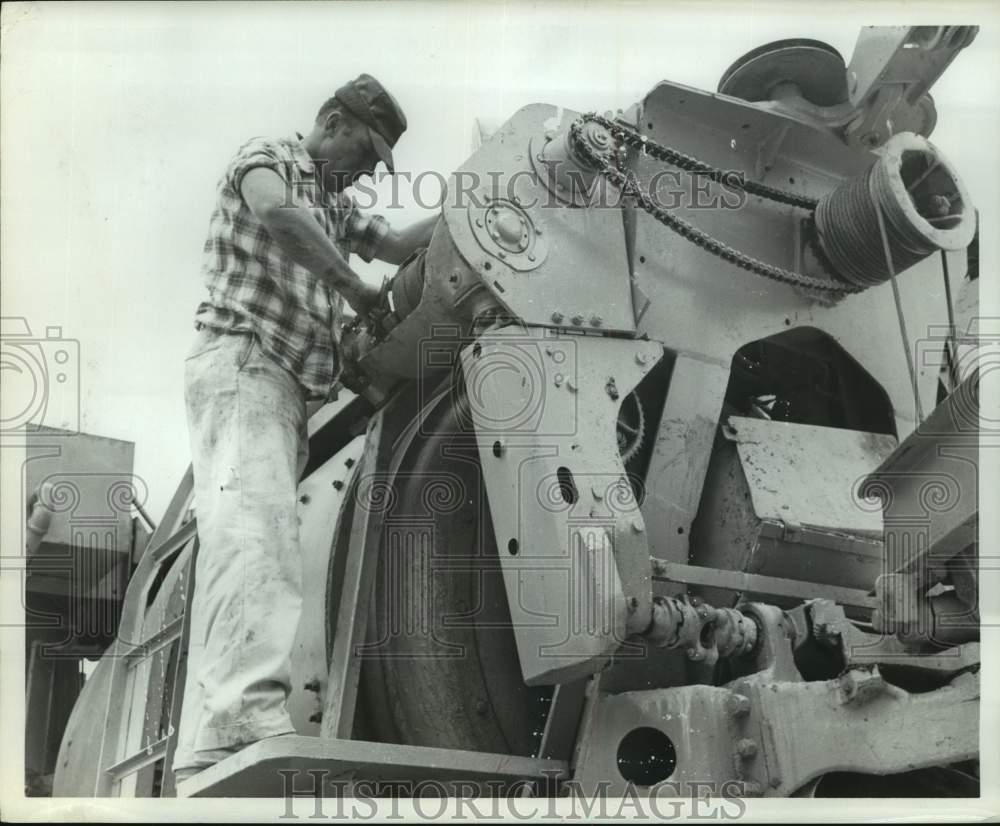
[194,134,388,399]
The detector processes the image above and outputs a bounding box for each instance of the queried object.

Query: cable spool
[814,132,975,289]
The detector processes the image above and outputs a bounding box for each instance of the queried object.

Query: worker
[173,74,437,784]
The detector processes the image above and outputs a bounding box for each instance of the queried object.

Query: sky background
[2,1,998,521]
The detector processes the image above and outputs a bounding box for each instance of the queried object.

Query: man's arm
[240,168,381,315]
[374,215,439,266]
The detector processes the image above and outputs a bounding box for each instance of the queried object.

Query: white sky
[2,1,998,521]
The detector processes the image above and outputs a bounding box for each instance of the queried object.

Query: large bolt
[725,693,751,718]
[551,311,564,323]
[571,314,584,326]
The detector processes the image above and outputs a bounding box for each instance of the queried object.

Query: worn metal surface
[442,104,636,334]
[727,416,896,534]
[321,414,387,739]
[178,736,569,798]
[287,437,365,736]
[574,666,978,796]
[807,599,980,675]
[844,27,977,146]
[690,417,893,609]
[652,560,878,611]
[864,371,979,581]
[461,326,663,684]
[631,80,966,441]
[639,354,729,572]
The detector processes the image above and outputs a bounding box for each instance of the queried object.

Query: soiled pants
[173,326,308,771]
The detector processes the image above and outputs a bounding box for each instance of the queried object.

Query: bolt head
[551,311,564,323]
[736,738,758,758]
[590,315,602,327]
[725,693,751,718]
[571,315,584,326]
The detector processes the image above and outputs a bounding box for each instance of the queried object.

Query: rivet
[554,373,564,387]
[527,253,536,262]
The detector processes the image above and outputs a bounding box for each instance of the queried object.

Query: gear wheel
[617,390,647,463]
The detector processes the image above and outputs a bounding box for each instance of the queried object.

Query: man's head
[304,74,407,193]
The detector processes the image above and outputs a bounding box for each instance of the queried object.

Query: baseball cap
[333,74,407,173]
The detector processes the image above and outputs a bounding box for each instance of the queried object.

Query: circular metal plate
[718,38,848,107]
[467,197,548,271]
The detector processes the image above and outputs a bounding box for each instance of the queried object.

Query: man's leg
[173,328,308,776]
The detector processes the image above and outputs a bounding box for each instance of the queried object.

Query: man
[173,74,436,784]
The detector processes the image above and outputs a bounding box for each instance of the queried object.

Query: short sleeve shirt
[194,135,388,399]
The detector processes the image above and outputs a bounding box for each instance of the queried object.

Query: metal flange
[467,197,548,271]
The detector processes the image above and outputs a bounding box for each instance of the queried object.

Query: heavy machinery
[54,26,983,799]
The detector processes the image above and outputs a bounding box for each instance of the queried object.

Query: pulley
[814,132,976,288]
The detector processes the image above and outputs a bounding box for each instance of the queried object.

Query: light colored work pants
[173,326,308,772]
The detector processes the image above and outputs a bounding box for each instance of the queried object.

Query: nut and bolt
[590,315,603,327]
[571,314,584,326]
[735,738,758,759]
[551,311,564,323]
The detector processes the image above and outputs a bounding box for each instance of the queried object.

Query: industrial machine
[54,26,982,799]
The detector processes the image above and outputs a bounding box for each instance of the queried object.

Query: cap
[333,73,407,173]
